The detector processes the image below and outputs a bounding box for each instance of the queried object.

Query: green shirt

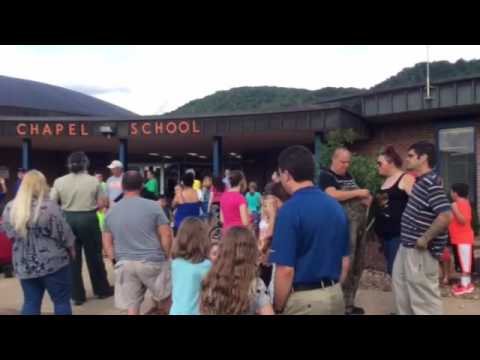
[100,181,107,194]
[246,192,262,213]
[145,178,159,197]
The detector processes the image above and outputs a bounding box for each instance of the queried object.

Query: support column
[213,136,223,178]
[119,138,128,170]
[314,132,324,185]
[22,138,31,170]
[159,162,165,195]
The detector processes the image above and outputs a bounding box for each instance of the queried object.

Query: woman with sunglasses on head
[373,145,415,276]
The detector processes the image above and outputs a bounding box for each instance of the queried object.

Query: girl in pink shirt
[220,170,250,231]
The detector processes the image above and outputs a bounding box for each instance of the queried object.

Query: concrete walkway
[1,261,479,315]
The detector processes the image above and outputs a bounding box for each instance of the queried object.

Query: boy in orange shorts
[449,183,475,296]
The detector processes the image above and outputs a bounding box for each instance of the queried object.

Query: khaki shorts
[114,260,171,310]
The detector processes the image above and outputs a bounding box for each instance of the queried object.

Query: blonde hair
[9,170,50,239]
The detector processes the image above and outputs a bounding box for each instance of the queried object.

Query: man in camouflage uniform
[318,148,372,315]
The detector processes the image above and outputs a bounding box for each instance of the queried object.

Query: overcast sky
[0,45,479,115]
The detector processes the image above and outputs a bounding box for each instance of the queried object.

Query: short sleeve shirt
[401,171,451,258]
[104,196,169,262]
[220,192,247,230]
[2,198,75,279]
[106,175,123,204]
[51,173,105,212]
[318,168,359,191]
[449,198,474,245]
[170,258,212,315]
[246,192,262,213]
[270,187,349,284]
[145,179,159,197]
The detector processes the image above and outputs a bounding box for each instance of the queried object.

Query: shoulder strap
[395,172,407,187]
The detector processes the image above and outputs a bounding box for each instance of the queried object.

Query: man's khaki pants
[284,283,345,315]
[392,245,443,315]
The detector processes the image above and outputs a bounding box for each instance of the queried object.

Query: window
[438,127,476,202]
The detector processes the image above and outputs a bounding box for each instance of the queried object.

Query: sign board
[12,120,202,137]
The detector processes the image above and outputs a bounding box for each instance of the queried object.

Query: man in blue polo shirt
[393,141,452,315]
[270,145,350,315]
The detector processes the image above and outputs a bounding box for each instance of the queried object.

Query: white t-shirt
[106,175,123,205]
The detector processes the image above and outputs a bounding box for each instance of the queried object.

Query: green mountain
[372,58,480,90]
[169,58,480,116]
[168,86,365,116]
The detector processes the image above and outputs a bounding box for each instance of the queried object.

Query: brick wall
[352,120,480,227]
[351,121,436,158]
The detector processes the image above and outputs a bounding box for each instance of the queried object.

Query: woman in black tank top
[373,146,415,275]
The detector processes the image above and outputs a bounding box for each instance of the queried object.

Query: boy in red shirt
[449,183,475,296]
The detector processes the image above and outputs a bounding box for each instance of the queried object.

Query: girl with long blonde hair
[199,226,274,315]
[2,170,75,315]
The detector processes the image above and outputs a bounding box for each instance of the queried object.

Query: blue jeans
[383,236,401,275]
[20,265,72,315]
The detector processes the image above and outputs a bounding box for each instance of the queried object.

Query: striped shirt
[400,171,451,258]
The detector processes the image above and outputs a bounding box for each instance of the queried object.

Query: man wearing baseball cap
[106,160,124,207]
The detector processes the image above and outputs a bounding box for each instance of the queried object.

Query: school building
[1,74,479,215]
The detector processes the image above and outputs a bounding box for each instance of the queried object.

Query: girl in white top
[258,182,291,303]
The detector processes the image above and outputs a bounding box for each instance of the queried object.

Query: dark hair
[408,141,436,168]
[248,181,257,191]
[278,145,315,182]
[229,170,245,188]
[122,170,144,192]
[270,182,291,203]
[451,183,469,198]
[172,217,209,263]
[380,145,402,168]
[182,173,194,187]
[212,176,225,192]
[67,151,90,173]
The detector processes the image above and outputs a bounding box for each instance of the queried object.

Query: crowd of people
[0,140,476,315]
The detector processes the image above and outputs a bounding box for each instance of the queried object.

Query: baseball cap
[107,160,124,169]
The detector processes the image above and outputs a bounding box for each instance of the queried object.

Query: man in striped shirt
[393,141,452,315]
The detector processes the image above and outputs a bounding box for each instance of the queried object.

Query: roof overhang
[0,104,369,155]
